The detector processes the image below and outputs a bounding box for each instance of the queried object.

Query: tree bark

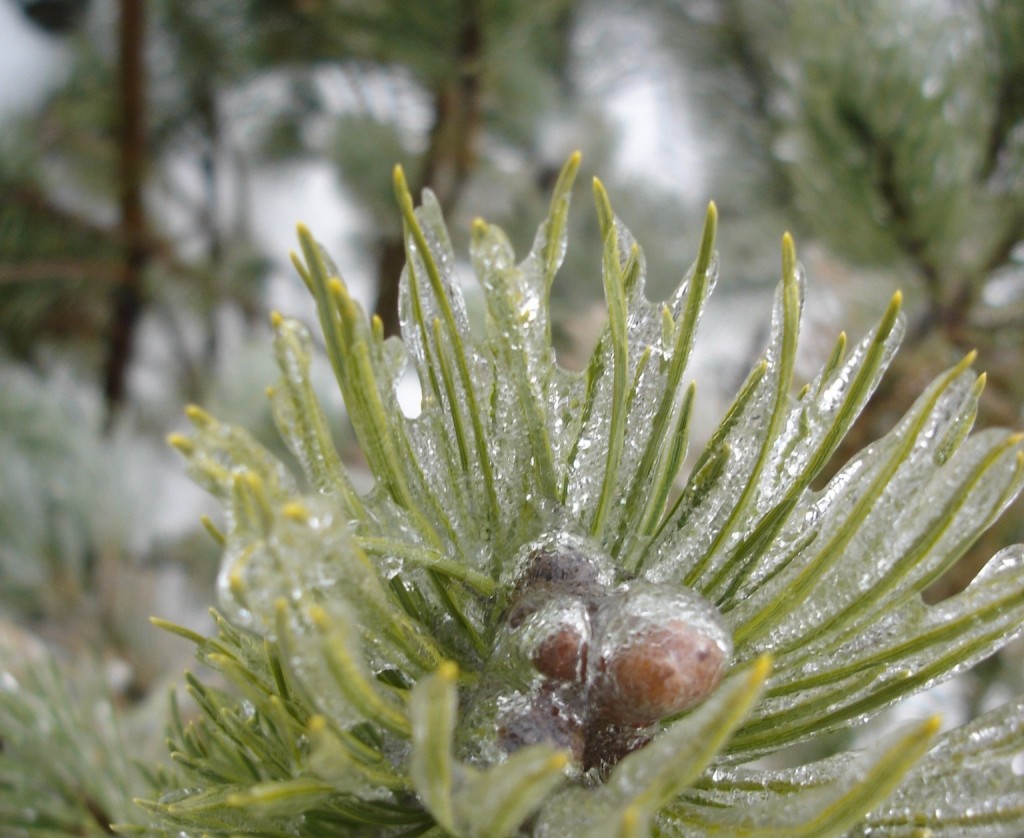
[102,0,147,423]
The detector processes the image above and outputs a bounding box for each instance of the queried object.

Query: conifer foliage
[5,155,1024,835]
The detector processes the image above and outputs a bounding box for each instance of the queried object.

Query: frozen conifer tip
[282,502,309,521]
[149,155,1024,837]
[165,432,192,453]
[309,604,330,630]
[393,164,414,214]
[199,514,225,546]
[228,564,246,596]
[591,177,613,233]
[183,403,213,426]
[781,231,797,282]
[696,201,718,273]
[745,653,774,685]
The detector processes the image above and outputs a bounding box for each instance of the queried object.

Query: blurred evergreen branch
[0,645,167,836]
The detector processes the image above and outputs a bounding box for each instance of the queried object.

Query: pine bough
[6,154,1024,836]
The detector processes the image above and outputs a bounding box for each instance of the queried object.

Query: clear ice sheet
[643,286,903,592]
[856,693,1024,835]
[728,545,1024,761]
[398,240,494,551]
[474,219,564,533]
[561,218,708,533]
[658,719,934,835]
[771,429,1023,659]
[723,365,990,650]
[640,267,804,587]
[268,316,363,514]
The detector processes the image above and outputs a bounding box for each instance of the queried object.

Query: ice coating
[727,544,1024,763]
[642,274,904,595]
[510,594,591,683]
[532,616,588,682]
[726,362,1000,655]
[859,693,1024,834]
[268,316,363,516]
[506,538,606,616]
[497,683,587,763]
[591,584,732,727]
[155,151,1024,837]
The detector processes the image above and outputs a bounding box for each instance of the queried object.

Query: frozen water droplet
[1012,752,1024,777]
[378,554,404,580]
[922,73,942,98]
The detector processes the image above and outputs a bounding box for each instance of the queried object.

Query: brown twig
[102,0,148,424]
[0,261,121,285]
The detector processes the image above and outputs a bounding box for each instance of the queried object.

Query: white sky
[576,6,706,203]
[0,2,72,120]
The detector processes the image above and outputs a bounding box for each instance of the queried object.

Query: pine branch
[139,153,1024,836]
